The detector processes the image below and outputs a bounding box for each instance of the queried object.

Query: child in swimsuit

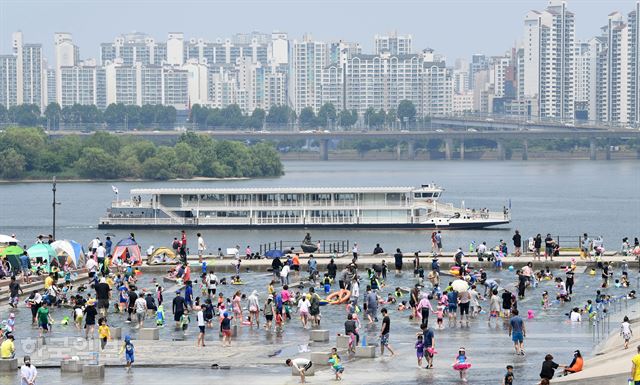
[452,347,471,382]
[120,335,135,372]
[415,334,424,367]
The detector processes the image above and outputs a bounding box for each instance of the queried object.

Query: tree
[8,104,41,126]
[206,108,225,127]
[85,132,122,154]
[397,100,416,127]
[190,104,210,127]
[221,104,245,127]
[0,127,46,170]
[338,109,358,128]
[0,104,7,123]
[74,147,122,179]
[317,103,337,128]
[139,104,157,125]
[266,105,295,125]
[248,108,266,129]
[386,108,397,128]
[103,103,127,127]
[0,148,26,179]
[156,106,176,127]
[364,108,385,128]
[44,102,62,129]
[299,107,317,128]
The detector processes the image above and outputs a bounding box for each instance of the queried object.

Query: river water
[0,160,638,252]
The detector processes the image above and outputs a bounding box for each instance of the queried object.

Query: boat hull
[98,221,510,230]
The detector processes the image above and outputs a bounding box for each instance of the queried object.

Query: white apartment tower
[292,35,327,113]
[629,2,640,125]
[54,33,79,105]
[12,32,45,108]
[374,33,412,55]
[523,1,575,120]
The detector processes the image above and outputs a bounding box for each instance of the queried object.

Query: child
[541,291,549,310]
[503,365,514,385]
[119,335,135,372]
[396,300,408,311]
[328,348,344,380]
[221,312,233,347]
[180,312,190,333]
[452,347,471,382]
[275,312,284,334]
[394,287,403,298]
[98,318,110,350]
[323,274,332,294]
[436,304,445,329]
[621,316,633,349]
[415,334,424,367]
[156,304,165,327]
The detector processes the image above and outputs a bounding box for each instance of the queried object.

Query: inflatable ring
[326,289,351,305]
[453,363,471,370]
[231,282,245,285]
[319,300,329,306]
[449,269,461,276]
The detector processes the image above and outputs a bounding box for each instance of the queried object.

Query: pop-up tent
[27,244,56,264]
[51,240,86,268]
[147,247,178,265]
[112,238,142,265]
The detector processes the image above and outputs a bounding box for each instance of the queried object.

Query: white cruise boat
[98,184,511,229]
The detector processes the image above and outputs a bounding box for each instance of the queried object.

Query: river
[0,160,638,252]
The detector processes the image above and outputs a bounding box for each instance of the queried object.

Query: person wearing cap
[563,350,583,375]
[0,334,15,359]
[84,298,98,339]
[172,289,186,329]
[20,356,37,385]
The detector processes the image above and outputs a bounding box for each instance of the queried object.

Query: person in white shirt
[196,306,206,347]
[206,272,218,297]
[297,296,311,328]
[20,356,37,385]
[570,308,582,323]
[351,279,360,307]
[197,233,206,263]
[134,294,147,328]
[96,243,106,261]
[286,358,312,383]
[280,265,290,286]
[352,243,359,260]
[85,258,98,278]
[89,237,100,251]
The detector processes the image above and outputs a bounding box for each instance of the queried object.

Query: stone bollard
[139,328,159,340]
[61,359,83,373]
[309,329,329,342]
[232,325,238,337]
[82,364,105,379]
[0,358,18,372]
[111,327,122,340]
[335,335,351,350]
[355,346,376,358]
[310,351,331,365]
[36,336,46,348]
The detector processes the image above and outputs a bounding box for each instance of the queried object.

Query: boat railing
[111,200,153,208]
[99,217,179,225]
[173,200,411,209]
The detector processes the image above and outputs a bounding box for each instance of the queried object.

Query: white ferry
[98,184,511,229]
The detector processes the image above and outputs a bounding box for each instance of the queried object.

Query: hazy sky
[0,0,637,63]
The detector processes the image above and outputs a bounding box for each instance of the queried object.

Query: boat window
[414,193,421,198]
[433,193,440,198]
[422,192,434,198]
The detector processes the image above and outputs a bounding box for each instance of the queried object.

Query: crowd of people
[0,229,638,384]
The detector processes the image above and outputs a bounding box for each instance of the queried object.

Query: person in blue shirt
[447,290,458,326]
[105,237,112,256]
[119,335,134,372]
[184,281,193,309]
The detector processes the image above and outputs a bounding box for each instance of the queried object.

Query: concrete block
[291,362,315,376]
[355,345,376,358]
[36,336,46,348]
[309,329,329,342]
[139,328,159,340]
[82,364,105,379]
[61,359,83,373]
[111,327,122,340]
[336,335,351,350]
[232,325,238,337]
[0,358,18,371]
[310,351,331,365]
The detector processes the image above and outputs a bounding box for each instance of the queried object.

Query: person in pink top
[416,293,434,327]
[232,291,242,325]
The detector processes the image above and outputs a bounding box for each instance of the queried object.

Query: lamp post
[52,176,61,240]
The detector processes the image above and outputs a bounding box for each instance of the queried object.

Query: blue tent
[265,249,284,259]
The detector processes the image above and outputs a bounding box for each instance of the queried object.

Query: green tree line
[0,128,283,180]
[0,103,177,128]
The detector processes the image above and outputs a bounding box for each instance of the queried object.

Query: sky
[0,0,637,64]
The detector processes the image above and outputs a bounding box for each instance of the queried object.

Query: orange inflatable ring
[326,289,351,305]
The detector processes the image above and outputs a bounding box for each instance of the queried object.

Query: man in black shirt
[393,249,403,274]
[9,276,23,308]
[344,313,359,351]
[126,290,138,323]
[502,289,513,317]
[173,290,186,328]
[512,230,522,257]
[327,259,337,280]
[379,308,395,356]
[544,234,554,261]
[94,278,111,317]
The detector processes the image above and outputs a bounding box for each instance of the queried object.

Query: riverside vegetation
[0,128,283,180]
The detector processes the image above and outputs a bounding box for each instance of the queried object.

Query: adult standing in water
[508,309,526,355]
[379,308,395,357]
[512,230,522,257]
[394,249,403,275]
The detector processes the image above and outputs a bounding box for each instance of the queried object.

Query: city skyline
[0,0,637,62]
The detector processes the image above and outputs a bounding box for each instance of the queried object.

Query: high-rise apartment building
[0,55,18,107]
[523,1,575,120]
[374,33,412,55]
[628,2,639,125]
[292,35,327,113]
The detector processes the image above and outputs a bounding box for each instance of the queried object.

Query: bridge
[48,128,640,161]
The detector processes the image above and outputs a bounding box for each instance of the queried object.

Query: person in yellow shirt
[44,274,54,290]
[631,345,640,384]
[0,335,15,359]
[98,318,111,350]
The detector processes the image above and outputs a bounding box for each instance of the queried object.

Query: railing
[178,200,411,209]
[99,217,178,225]
[258,239,351,255]
[111,200,153,208]
[592,295,634,344]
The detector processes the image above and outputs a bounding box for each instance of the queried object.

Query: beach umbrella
[265,250,285,259]
[27,243,56,263]
[0,234,20,244]
[451,279,469,293]
[0,245,24,256]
